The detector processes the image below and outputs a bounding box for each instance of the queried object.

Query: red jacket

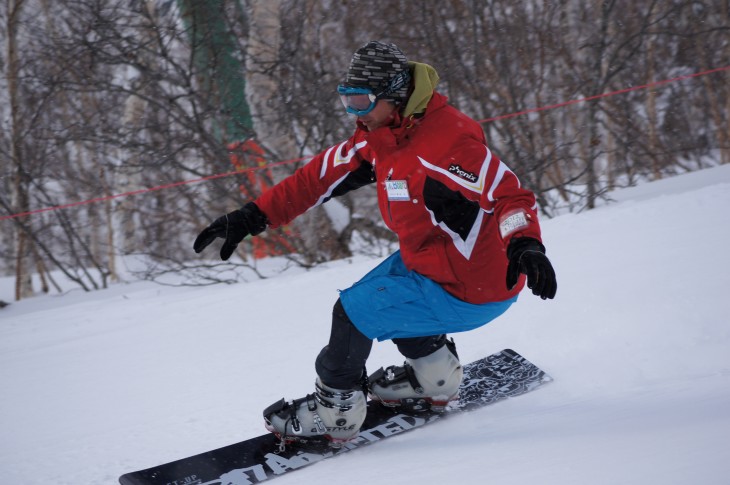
[255,91,542,304]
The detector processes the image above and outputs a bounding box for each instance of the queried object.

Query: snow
[2,164,730,485]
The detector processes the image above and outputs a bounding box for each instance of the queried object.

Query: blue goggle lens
[337,85,378,116]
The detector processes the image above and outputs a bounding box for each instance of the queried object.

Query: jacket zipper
[385,168,394,225]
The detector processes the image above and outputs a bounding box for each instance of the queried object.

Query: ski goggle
[337,85,379,116]
[337,70,412,116]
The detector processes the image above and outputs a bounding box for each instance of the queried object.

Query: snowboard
[119,349,551,485]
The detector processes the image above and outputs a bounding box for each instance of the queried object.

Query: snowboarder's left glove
[193,202,268,260]
[506,237,557,300]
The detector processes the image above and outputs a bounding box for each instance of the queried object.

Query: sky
[1,163,729,484]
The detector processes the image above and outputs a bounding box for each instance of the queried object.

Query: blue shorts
[339,251,516,341]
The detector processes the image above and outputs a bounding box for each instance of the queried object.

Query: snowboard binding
[263,379,367,451]
[368,339,463,413]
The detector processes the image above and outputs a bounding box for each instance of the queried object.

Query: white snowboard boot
[369,339,463,412]
[263,378,367,446]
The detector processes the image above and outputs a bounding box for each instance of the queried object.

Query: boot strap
[314,382,354,412]
[371,362,424,395]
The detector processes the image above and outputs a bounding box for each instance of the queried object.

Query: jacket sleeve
[253,135,373,228]
[424,135,542,247]
[481,146,543,246]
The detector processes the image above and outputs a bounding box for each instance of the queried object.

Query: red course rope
[2,65,728,222]
[477,65,730,124]
[1,159,302,222]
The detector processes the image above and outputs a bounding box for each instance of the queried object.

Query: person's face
[358,99,397,131]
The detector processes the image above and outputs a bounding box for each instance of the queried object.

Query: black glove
[193,202,268,260]
[506,237,557,300]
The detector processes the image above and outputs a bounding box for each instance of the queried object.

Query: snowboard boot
[369,339,463,413]
[263,378,367,446]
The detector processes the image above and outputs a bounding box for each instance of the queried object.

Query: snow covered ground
[2,164,730,485]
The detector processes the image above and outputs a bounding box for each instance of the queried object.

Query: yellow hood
[403,62,440,118]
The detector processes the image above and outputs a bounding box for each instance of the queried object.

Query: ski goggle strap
[337,69,412,116]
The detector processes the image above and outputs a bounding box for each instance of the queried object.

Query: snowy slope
[1,165,730,485]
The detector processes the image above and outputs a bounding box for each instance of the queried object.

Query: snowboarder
[194,41,557,446]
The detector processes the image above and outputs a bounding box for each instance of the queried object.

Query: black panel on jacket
[325,160,376,202]
[423,176,481,241]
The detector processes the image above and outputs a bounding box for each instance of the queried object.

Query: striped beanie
[343,41,411,102]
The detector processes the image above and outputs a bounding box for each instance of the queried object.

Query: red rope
[477,65,730,124]
[2,65,728,222]
[0,158,304,221]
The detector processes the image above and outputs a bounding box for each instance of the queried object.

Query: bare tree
[0,0,727,295]
[5,0,34,299]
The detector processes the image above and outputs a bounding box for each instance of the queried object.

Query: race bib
[385,180,410,201]
[499,211,529,238]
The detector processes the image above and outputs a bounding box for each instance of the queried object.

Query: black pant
[315,299,446,389]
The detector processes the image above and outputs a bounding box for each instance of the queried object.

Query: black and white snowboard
[119,349,551,485]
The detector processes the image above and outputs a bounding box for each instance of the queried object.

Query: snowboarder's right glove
[506,237,557,300]
[193,202,268,260]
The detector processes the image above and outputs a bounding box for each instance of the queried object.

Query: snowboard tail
[119,349,551,485]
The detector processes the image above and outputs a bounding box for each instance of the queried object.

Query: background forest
[1,0,728,300]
